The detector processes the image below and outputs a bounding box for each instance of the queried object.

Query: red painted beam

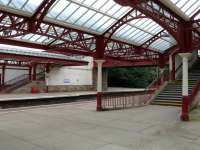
[102,59,158,68]
[29,0,56,32]
[0,52,88,66]
[0,38,48,50]
[140,29,167,48]
[48,47,94,56]
[0,9,159,62]
[114,0,184,41]
[102,8,146,41]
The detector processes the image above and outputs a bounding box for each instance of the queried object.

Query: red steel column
[172,53,176,80]
[95,36,105,111]
[29,66,32,81]
[0,74,1,86]
[2,65,5,86]
[33,64,37,81]
[95,60,105,111]
[159,54,165,84]
[177,22,192,121]
[179,53,191,121]
[46,64,50,93]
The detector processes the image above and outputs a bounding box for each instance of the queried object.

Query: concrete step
[161,88,193,91]
[159,92,192,96]
[166,82,196,87]
[163,88,194,91]
[154,98,182,102]
[151,101,181,107]
[165,85,194,88]
[155,97,182,100]
[158,92,191,96]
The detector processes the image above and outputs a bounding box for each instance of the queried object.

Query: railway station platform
[0,88,145,109]
[0,100,200,150]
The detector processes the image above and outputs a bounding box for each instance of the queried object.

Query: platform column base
[180,96,190,121]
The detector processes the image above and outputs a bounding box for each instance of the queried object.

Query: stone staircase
[152,61,200,106]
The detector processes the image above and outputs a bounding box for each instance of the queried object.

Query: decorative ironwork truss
[0,8,160,64]
[0,0,200,68]
[114,0,200,53]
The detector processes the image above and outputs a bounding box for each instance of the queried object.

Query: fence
[101,90,155,110]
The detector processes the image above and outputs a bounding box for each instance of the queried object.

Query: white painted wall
[46,57,93,86]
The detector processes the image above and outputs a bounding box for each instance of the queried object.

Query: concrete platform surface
[0,101,200,150]
[0,87,145,101]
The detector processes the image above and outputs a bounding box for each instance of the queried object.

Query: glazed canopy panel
[0,0,43,13]
[47,0,176,52]
[170,0,200,19]
[0,0,199,62]
[0,0,177,52]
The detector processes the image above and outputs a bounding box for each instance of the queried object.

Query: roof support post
[158,54,166,84]
[95,36,106,111]
[29,66,32,81]
[2,65,5,86]
[179,53,192,121]
[33,64,37,81]
[95,36,105,59]
[172,52,177,80]
[177,22,193,53]
[45,64,50,93]
[95,60,105,111]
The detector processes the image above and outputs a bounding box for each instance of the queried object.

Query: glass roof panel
[0,0,43,13]
[48,0,70,18]
[0,0,178,53]
[170,0,200,18]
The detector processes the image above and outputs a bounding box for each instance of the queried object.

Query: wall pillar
[95,60,105,111]
[179,53,191,121]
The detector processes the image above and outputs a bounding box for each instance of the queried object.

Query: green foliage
[108,67,157,88]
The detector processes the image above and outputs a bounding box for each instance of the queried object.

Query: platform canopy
[0,0,199,66]
[0,47,88,66]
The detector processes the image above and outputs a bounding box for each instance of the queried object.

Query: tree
[108,67,157,88]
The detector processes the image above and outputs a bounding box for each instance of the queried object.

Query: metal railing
[5,74,29,86]
[100,68,171,111]
[190,80,200,109]
[101,90,155,110]
[0,71,45,93]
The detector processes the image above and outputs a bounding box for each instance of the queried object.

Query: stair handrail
[1,71,45,92]
[5,74,29,86]
[146,69,169,90]
[189,80,200,108]
[143,69,169,102]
